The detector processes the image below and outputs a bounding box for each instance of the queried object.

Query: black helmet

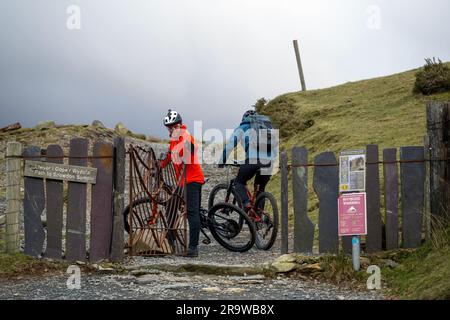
[163,109,182,127]
[242,109,256,122]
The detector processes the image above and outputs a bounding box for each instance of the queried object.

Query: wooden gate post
[110,137,125,262]
[426,101,450,227]
[5,142,22,253]
[280,151,289,254]
[292,147,314,253]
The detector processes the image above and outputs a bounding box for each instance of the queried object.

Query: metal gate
[128,145,188,256]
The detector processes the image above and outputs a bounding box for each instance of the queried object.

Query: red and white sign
[338,192,367,236]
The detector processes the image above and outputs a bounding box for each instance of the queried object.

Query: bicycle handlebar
[221,160,242,167]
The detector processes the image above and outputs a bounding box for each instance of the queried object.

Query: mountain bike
[208,163,279,250]
[123,180,256,253]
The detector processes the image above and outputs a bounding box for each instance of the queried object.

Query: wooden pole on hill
[293,40,307,92]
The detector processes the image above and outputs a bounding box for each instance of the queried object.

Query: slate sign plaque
[24,160,97,184]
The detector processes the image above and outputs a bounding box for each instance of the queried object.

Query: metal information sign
[339,150,366,193]
[338,192,367,236]
[24,160,97,184]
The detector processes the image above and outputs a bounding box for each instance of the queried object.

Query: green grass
[258,63,450,299]
[382,226,450,300]
[0,253,68,278]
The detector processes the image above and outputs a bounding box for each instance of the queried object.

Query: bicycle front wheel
[208,183,241,210]
[207,203,256,252]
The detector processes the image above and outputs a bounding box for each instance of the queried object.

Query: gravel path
[0,271,383,300]
[0,236,385,300]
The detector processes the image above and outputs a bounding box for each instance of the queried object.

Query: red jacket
[160,125,205,185]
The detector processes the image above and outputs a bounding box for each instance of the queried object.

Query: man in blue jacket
[219,110,278,212]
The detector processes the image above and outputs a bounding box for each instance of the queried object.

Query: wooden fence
[2,101,449,260]
[279,101,450,254]
[280,144,427,254]
[2,137,125,263]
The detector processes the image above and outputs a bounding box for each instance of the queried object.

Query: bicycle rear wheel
[207,203,256,252]
[254,192,279,250]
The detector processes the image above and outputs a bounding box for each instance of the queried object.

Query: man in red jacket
[160,109,205,257]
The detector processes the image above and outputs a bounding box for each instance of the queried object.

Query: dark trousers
[186,182,202,249]
[235,164,271,207]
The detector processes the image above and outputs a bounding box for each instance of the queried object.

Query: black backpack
[247,114,274,157]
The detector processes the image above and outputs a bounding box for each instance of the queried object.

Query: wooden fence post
[5,142,22,253]
[383,148,399,250]
[45,145,64,259]
[66,138,88,262]
[90,141,114,263]
[400,146,425,248]
[313,152,339,254]
[423,135,431,241]
[280,151,289,254]
[23,146,45,257]
[292,147,314,253]
[426,101,450,228]
[293,40,307,92]
[110,137,125,262]
[366,145,382,253]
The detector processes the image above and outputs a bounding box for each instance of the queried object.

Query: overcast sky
[1,0,449,139]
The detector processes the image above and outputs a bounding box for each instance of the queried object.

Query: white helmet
[163,109,182,127]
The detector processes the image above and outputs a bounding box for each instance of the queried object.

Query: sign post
[339,150,367,272]
[352,236,360,271]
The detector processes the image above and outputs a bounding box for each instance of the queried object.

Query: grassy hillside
[260,63,450,224]
[259,63,450,299]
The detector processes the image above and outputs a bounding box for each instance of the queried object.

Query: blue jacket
[221,115,278,165]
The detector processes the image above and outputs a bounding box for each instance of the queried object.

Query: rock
[202,286,221,293]
[337,295,345,300]
[229,275,266,281]
[360,257,371,267]
[162,284,191,290]
[35,121,55,130]
[270,261,298,273]
[297,263,323,274]
[274,254,297,264]
[133,133,147,140]
[0,122,21,133]
[130,269,161,276]
[114,122,131,136]
[92,120,105,128]
[136,274,158,284]
[98,264,115,272]
[225,288,246,294]
[382,259,399,268]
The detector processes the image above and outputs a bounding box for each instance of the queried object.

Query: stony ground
[0,239,384,300]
